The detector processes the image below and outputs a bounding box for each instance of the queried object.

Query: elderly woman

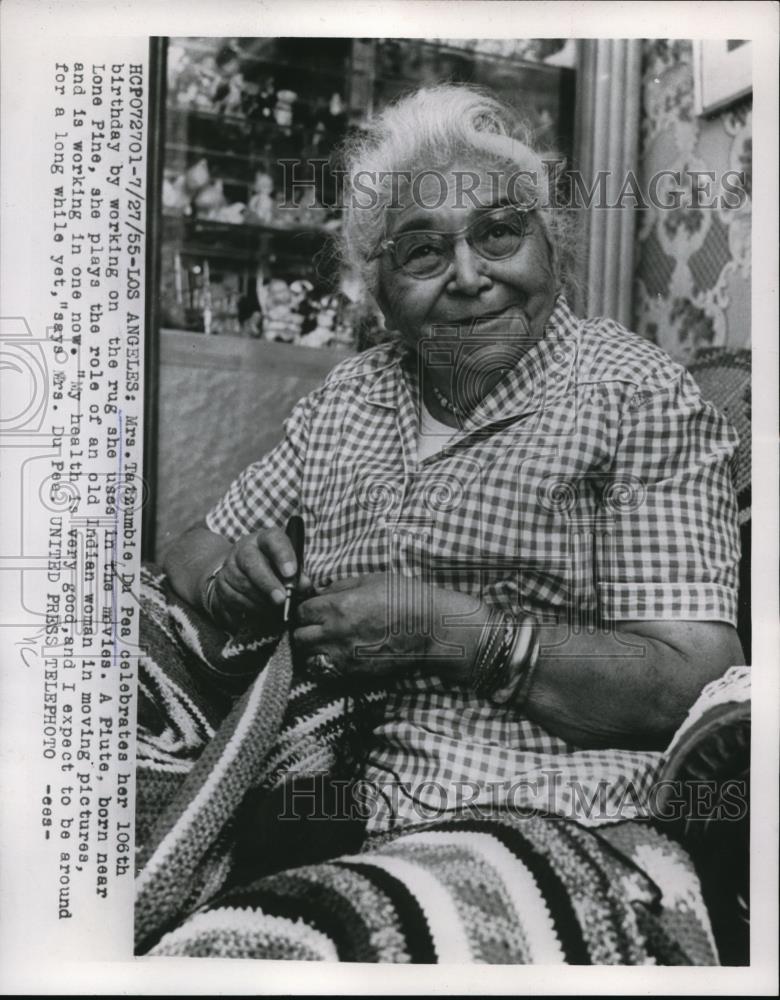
[140,85,742,962]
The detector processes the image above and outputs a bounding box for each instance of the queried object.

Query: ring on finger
[307,652,343,680]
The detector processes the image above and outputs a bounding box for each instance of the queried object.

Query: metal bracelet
[488,616,539,706]
[511,633,541,710]
[471,609,516,699]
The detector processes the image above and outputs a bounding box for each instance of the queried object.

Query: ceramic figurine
[219,72,245,116]
[246,171,275,224]
[300,293,338,347]
[184,158,210,194]
[328,92,347,132]
[166,44,189,90]
[214,201,247,225]
[261,278,305,342]
[162,174,191,214]
[274,89,297,129]
[194,54,221,107]
[194,178,227,217]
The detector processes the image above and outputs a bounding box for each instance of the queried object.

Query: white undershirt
[417,399,459,462]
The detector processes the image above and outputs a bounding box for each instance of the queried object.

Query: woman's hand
[206,528,312,632]
[293,573,484,682]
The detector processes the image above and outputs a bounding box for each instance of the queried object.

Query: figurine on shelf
[299,293,338,348]
[169,46,204,108]
[193,54,222,109]
[209,43,243,115]
[246,170,275,225]
[289,278,314,308]
[162,173,192,215]
[215,43,241,80]
[213,201,247,225]
[217,71,245,116]
[166,44,189,92]
[289,185,327,228]
[273,89,297,130]
[184,158,210,194]
[240,74,274,121]
[194,178,227,218]
[289,278,314,330]
[261,278,305,342]
[328,92,347,132]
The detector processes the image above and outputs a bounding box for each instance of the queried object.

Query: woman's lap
[147,809,717,964]
[136,567,718,965]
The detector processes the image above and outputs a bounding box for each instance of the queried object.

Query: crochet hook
[283,515,305,625]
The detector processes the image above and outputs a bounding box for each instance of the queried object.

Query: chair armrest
[653,665,751,966]
[654,665,750,828]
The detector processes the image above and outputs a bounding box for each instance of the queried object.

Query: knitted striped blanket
[135,567,719,963]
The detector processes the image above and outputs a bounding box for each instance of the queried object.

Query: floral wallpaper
[633,40,752,364]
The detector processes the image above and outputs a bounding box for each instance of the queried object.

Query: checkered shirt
[206,296,741,831]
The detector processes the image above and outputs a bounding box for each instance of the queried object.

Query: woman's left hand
[292,573,440,680]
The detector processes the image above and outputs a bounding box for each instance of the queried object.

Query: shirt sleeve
[204,393,312,542]
[596,368,741,625]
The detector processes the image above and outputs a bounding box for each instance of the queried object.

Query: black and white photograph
[0,0,777,994]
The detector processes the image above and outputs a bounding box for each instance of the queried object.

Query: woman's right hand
[204,528,312,632]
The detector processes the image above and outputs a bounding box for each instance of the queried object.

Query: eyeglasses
[369,205,530,280]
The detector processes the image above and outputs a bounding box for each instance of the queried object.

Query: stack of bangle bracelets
[469,608,541,708]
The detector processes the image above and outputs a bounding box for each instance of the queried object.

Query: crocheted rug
[135,567,719,964]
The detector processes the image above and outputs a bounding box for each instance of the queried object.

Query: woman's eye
[405,241,441,260]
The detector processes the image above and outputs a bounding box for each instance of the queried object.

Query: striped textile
[135,567,719,963]
[147,812,716,964]
[135,566,387,951]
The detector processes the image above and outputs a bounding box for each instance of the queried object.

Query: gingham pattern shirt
[207,297,740,830]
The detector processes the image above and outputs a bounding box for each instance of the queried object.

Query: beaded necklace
[430,383,467,417]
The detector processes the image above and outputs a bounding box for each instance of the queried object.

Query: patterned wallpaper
[633,40,752,363]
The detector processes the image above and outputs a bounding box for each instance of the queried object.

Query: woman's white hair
[335,83,577,310]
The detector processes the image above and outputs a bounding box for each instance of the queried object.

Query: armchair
[654,346,752,966]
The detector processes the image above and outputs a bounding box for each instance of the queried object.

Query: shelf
[166,104,310,142]
[373,62,574,101]
[165,136,338,175]
[172,36,351,84]
[162,218,339,275]
[160,326,353,373]
[166,140,262,169]
[375,38,576,78]
[163,214,339,240]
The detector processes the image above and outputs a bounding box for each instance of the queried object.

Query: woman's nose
[446,240,491,295]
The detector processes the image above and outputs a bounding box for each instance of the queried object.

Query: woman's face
[375,162,558,369]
